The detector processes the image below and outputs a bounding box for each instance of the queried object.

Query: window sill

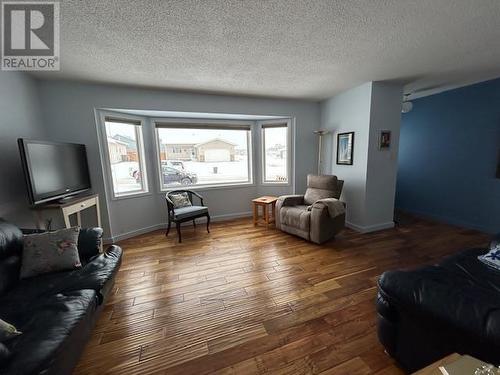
[261,181,291,186]
[111,191,152,201]
[159,182,254,193]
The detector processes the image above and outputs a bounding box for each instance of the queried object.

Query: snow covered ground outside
[110,155,286,193]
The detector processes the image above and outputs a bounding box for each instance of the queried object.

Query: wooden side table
[252,196,278,228]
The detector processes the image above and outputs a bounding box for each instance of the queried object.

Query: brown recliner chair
[275,174,345,244]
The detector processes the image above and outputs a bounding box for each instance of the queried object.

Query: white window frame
[96,111,150,200]
[260,119,292,186]
[153,118,255,191]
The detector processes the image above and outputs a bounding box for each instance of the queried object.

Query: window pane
[157,127,250,188]
[104,121,146,195]
[264,126,288,182]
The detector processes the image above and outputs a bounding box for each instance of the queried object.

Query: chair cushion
[174,206,208,220]
[280,206,310,232]
[307,174,338,190]
[304,175,341,204]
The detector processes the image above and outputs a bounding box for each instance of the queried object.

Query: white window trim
[152,117,255,192]
[96,110,150,200]
[259,118,293,186]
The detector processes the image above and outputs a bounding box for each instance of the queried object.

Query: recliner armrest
[311,198,346,217]
[277,195,304,207]
[78,227,103,262]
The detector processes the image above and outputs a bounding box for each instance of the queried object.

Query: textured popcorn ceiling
[31,0,500,100]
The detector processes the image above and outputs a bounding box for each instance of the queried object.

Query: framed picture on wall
[379,130,391,150]
[336,132,354,165]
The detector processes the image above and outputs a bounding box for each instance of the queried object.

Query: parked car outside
[161,160,185,170]
[131,162,195,185]
[162,166,197,185]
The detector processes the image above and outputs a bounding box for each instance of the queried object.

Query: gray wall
[37,80,320,241]
[320,82,373,227]
[365,82,402,227]
[0,72,45,227]
[320,81,402,232]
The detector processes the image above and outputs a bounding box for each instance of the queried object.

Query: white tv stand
[33,193,101,231]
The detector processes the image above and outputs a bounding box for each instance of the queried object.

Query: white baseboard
[103,211,253,244]
[210,211,252,222]
[104,222,166,244]
[346,221,395,233]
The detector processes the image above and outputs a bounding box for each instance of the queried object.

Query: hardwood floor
[74,216,489,375]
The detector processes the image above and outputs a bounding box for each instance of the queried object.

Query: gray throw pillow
[170,192,192,208]
[20,227,82,279]
[0,319,21,342]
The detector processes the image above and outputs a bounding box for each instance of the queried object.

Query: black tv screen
[18,139,91,205]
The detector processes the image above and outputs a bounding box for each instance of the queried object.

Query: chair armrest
[78,227,103,262]
[277,195,304,207]
[311,197,345,206]
[311,198,346,217]
[189,190,205,206]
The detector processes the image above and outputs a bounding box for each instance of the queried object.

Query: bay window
[262,122,289,183]
[102,117,148,197]
[155,122,252,189]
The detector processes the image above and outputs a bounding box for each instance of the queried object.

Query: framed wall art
[336,132,354,165]
[379,130,391,150]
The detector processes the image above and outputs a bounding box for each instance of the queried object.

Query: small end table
[252,196,278,228]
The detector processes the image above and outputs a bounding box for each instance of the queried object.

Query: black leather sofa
[0,220,122,375]
[377,234,500,372]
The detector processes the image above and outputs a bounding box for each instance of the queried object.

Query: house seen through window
[155,124,251,189]
[104,119,148,196]
[262,124,288,183]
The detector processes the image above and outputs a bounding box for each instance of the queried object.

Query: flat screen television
[18,139,91,205]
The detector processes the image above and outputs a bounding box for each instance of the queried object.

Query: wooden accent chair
[165,190,210,243]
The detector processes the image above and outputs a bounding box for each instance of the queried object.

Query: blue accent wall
[396,78,500,234]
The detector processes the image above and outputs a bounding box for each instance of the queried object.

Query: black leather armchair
[377,234,500,372]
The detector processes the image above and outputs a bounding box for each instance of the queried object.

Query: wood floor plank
[74,215,489,374]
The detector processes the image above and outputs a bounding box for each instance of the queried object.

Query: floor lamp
[313,129,331,175]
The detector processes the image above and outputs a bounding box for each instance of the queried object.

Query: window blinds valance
[104,117,142,126]
[155,122,252,131]
[261,123,288,129]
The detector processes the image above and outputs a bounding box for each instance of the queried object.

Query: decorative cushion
[170,192,192,208]
[173,206,208,220]
[20,227,82,279]
[0,318,21,342]
[478,246,500,271]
